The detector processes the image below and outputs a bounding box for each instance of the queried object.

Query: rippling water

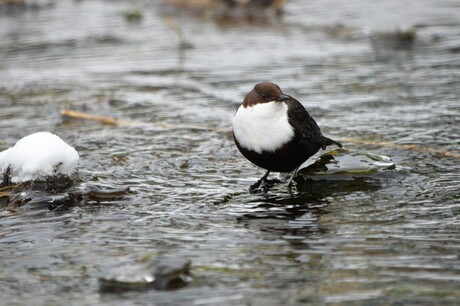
[0,0,459,305]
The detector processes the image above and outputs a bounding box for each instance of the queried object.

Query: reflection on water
[0,0,459,304]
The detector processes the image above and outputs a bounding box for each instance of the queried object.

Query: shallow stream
[0,0,459,305]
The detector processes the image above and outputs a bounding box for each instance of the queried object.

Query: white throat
[233,101,294,154]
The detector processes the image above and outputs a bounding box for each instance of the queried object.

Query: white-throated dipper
[232,82,342,189]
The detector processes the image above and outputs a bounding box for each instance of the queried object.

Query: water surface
[0,0,459,305]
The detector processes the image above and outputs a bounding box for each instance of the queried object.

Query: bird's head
[243,82,290,107]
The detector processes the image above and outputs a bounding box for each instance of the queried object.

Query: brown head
[242,82,290,107]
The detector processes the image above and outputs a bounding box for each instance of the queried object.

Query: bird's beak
[277,94,290,102]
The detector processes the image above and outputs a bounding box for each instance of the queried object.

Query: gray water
[0,0,459,305]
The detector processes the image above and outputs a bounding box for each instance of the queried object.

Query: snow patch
[0,132,79,183]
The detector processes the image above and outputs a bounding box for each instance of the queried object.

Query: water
[1,0,459,305]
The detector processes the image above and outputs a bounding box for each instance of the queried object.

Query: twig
[60,109,226,132]
[60,110,135,126]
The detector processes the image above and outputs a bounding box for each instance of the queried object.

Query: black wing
[285,97,342,149]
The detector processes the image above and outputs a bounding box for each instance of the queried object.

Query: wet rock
[152,256,192,290]
[0,181,129,213]
[99,256,192,293]
[123,8,143,24]
[159,0,286,24]
[370,29,416,51]
[0,0,54,14]
[298,149,396,181]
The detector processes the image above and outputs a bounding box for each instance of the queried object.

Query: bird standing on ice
[232,82,342,189]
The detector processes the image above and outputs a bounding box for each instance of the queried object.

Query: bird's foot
[249,178,279,193]
[249,178,266,193]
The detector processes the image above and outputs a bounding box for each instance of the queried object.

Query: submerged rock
[99,256,192,293]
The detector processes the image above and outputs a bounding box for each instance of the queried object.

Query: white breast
[232,101,294,154]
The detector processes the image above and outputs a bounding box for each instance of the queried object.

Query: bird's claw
[249,178,281,193]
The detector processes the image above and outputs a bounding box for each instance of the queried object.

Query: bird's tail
[321,136,342,150]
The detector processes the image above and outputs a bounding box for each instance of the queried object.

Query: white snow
[0,132,79,183]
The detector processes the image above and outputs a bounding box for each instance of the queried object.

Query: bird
[232,82,342,189]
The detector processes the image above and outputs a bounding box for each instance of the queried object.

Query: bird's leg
[249,170,270,191]
[260,169,270,183]
[286,166,300,187]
